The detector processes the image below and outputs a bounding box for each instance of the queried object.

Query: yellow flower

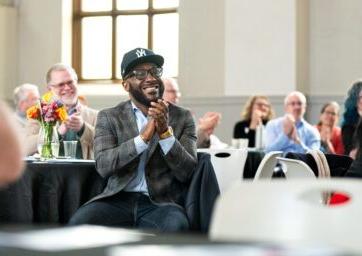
[56,106,68,122]
[42,91,54,103]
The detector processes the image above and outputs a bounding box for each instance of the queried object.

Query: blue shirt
[264,116,320,153]
[123,102,175,194]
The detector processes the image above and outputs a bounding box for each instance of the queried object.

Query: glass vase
[37,123,59,159]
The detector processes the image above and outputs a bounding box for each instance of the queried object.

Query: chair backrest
[253,151,283,180]
[209,179,362,252]
[197,148,248,193]
[276,157,316,179]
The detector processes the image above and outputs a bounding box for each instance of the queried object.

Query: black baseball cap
[121,48,164,78]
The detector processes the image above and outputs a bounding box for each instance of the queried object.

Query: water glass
[63,141,77,159]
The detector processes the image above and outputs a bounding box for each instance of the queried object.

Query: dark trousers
[68,192,189,233]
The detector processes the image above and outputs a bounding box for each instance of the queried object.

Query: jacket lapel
[120,100,139,139]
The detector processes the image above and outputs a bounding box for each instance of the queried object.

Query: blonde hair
[241,95,274,121]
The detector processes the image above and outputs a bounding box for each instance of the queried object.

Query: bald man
[264,91,320,153]
[163,78,227,149]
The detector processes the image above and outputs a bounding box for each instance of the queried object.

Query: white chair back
[197,148,248,193]
[209,179,362,252]
[276,157,316,179]
[253,151,283,180]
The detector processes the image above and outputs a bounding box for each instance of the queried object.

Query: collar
[67,100,81,115]
[131,101,139,113]
[295,118,305,128]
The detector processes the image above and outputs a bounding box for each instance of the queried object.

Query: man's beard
[129,80,164,107]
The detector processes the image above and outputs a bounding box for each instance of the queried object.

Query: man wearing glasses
[264,91,320,153]
[25,64,98,159]
[69,48,197,232]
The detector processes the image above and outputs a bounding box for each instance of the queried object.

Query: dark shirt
[233,119,268,147]
[342,124,357,155]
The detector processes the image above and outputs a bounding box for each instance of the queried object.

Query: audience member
[13,83,40,127]
[315,101,344,154]
[0,101,24,185]
[197,112,227,149]
[344,118,362,177]
[264,91,320,153]
[69,48,197,232]
[233,95,274,147]
[25,64,98,159]
[163,78,226,148]
[342,80,362,158]
[163,77,181,104]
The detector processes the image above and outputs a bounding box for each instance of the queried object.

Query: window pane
[117,0,148,10]
[153,0,179,9]
[81,0,112,12]
[153,13,179,77]
[82,17,112,79]
[116,15,148,78]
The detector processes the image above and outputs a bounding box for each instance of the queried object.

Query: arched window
[73,0,179,83]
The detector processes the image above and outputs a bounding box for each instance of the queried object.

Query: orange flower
[55,106,68,122]
[26,105,40,120]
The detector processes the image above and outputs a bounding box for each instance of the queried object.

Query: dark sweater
[233,119,268,147]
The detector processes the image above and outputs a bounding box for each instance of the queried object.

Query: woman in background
[233,95,274,147]
[315,101,344,154]
[342,80,362,158]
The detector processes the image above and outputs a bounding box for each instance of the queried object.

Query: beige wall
[309,0,362,95]
[224,0,297,96]
[178,0,225,97]
[17,0,63,93]
[0,6,17,101]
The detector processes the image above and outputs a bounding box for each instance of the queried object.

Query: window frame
[72,0,178,83]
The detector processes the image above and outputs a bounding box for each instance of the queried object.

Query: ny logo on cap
[135,49,146,58]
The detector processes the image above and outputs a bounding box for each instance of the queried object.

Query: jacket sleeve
[24,119,40,156]
[94,110,139,178]
[163,109,198,182]
[79,108,98,159]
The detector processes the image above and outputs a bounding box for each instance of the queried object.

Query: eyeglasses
[50,80,75,89]
[287,101,304,106]
[323,110,338,116]
[127,67,163,80]
[255,102,270,108]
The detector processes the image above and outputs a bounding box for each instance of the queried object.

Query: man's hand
[140,118,156,143]
[198,112,221,136]
[57,112,84,135]
[289,126,301,144]
[148,99,169,134]
[283,114,295,138]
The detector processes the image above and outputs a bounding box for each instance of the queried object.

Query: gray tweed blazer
[90,100,197,206]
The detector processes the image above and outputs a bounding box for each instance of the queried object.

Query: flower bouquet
[27,91,68,158]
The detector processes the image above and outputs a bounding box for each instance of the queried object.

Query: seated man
[69,48,197,232]
[25,64,98,159]
[13,83,40,128]
[162,77,226,149]
[265,91,320,153]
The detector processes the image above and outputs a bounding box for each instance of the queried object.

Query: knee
[68,205,102,226]
[160,211,189,233]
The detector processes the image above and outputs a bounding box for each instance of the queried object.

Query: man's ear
[122,80,130,92]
